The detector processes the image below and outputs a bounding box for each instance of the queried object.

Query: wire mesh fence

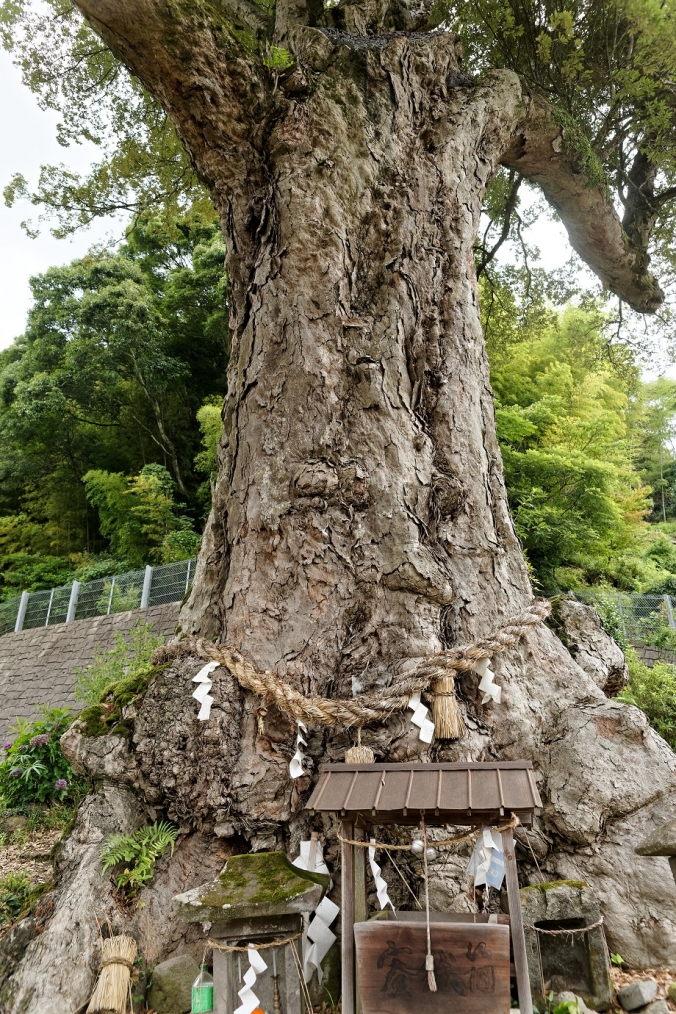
[0,557,196,637]
[576,590,676,652]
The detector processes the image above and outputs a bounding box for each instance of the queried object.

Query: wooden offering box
[354,913,511,1014]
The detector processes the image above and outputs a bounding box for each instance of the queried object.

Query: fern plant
[100,821,178,895]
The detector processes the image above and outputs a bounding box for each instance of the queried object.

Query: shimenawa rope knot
[152,598,550,740]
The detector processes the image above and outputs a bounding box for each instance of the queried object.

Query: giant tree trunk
[4,4,675,1011]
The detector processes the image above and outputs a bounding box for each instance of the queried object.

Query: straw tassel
[345,727,375,763]
[431,673,466,740]
[87,935,137,1014]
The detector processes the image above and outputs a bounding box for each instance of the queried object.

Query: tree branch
[476,172,522,278]
[501,91,664,314]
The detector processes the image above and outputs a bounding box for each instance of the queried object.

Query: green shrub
[0,707,85,807]
[74,619,165,706]
[591,596,628,650]
[0,872,42,926]
[620,649,676,749]
[100,821,178,895]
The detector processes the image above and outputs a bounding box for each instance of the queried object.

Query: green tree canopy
[0,216,227,593]
[485,280,676,592]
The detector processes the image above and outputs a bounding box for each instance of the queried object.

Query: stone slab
[147,952,199,1014]
[617,979,658,1010]
[635,817,676,857]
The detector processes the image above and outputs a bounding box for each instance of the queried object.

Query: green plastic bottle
[191,964,214,1013]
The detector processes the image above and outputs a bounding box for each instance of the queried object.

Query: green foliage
[0,707,85,806]
[553,1002,581,1014]
[0,2,210,236]
[620,649,676,748]
[261,45,294,70]
[593,596,629,650]
[0,871,42,926]
[551,109,608,192]
[610,952,625,967]
[0,216,226,577]
[74,619,165,707]
[195,396,223,509]
[487,292,652,591]
[445,0,676,207]
[100,821,178,894]
[83,463,200,568]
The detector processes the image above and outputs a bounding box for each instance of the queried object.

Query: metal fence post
[44,588,55,626]
[664,595,676,630]
[66,581,80,623]
[14,591,29,633]
[616,595,628,642]
[140,565,153,609]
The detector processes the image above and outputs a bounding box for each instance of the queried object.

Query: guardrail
[0,557,196,637]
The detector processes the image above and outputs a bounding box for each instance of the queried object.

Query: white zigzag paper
[192,661,220,721]
[234,948,267,1014]
[289,719,308,779]
[369,841,394,911]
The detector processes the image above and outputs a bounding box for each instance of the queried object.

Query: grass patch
[74,620,165,707]
[0,871,46,926]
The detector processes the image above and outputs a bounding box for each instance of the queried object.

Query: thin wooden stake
[503,825,533,1014]
[341,820,356,1014]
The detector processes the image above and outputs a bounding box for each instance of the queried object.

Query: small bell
[411,839,425,856]
[426,846,438,861]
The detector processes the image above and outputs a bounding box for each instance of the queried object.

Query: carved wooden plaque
[354,919,511,1014]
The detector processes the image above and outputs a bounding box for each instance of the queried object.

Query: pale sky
[0,49,125,349]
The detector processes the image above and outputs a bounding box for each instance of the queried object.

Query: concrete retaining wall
[0,602,181,738]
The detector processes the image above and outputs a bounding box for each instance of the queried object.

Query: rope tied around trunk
[152,597,550,736]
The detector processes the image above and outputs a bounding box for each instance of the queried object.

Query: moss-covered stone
[173,851,328,924]
[523,879,588,893]
[76,663,168,738]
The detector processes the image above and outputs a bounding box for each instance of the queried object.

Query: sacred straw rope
[208,932,302,952]
[338,813,520,851]
[152,599,550,731]
[524,917,604,935]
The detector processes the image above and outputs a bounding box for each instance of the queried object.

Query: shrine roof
[305,761,541,826]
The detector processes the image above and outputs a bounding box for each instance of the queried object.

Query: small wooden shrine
[173,851,329,1013]
[306,760,542,1014]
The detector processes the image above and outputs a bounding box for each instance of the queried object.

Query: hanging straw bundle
[345,727,375,763]
[431,674,466,739]
[87,935,137,1014]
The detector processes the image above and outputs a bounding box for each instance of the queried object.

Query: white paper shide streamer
[466,827,506,889]
[289,720,308,779]
[192,661,220,721]
[369,841,395,911]
[407,692,435,744]
[293,840,339,983]
[474,657,501,704]
[234,947,267,1014]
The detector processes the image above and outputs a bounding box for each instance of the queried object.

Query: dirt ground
[0,827,61,886]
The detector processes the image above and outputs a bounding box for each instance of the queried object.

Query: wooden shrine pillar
[503,825,533,1014]
[354,826,367,1014]
[341,819,356,1014]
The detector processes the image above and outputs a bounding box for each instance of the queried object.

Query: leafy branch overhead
[3,0,676,308]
